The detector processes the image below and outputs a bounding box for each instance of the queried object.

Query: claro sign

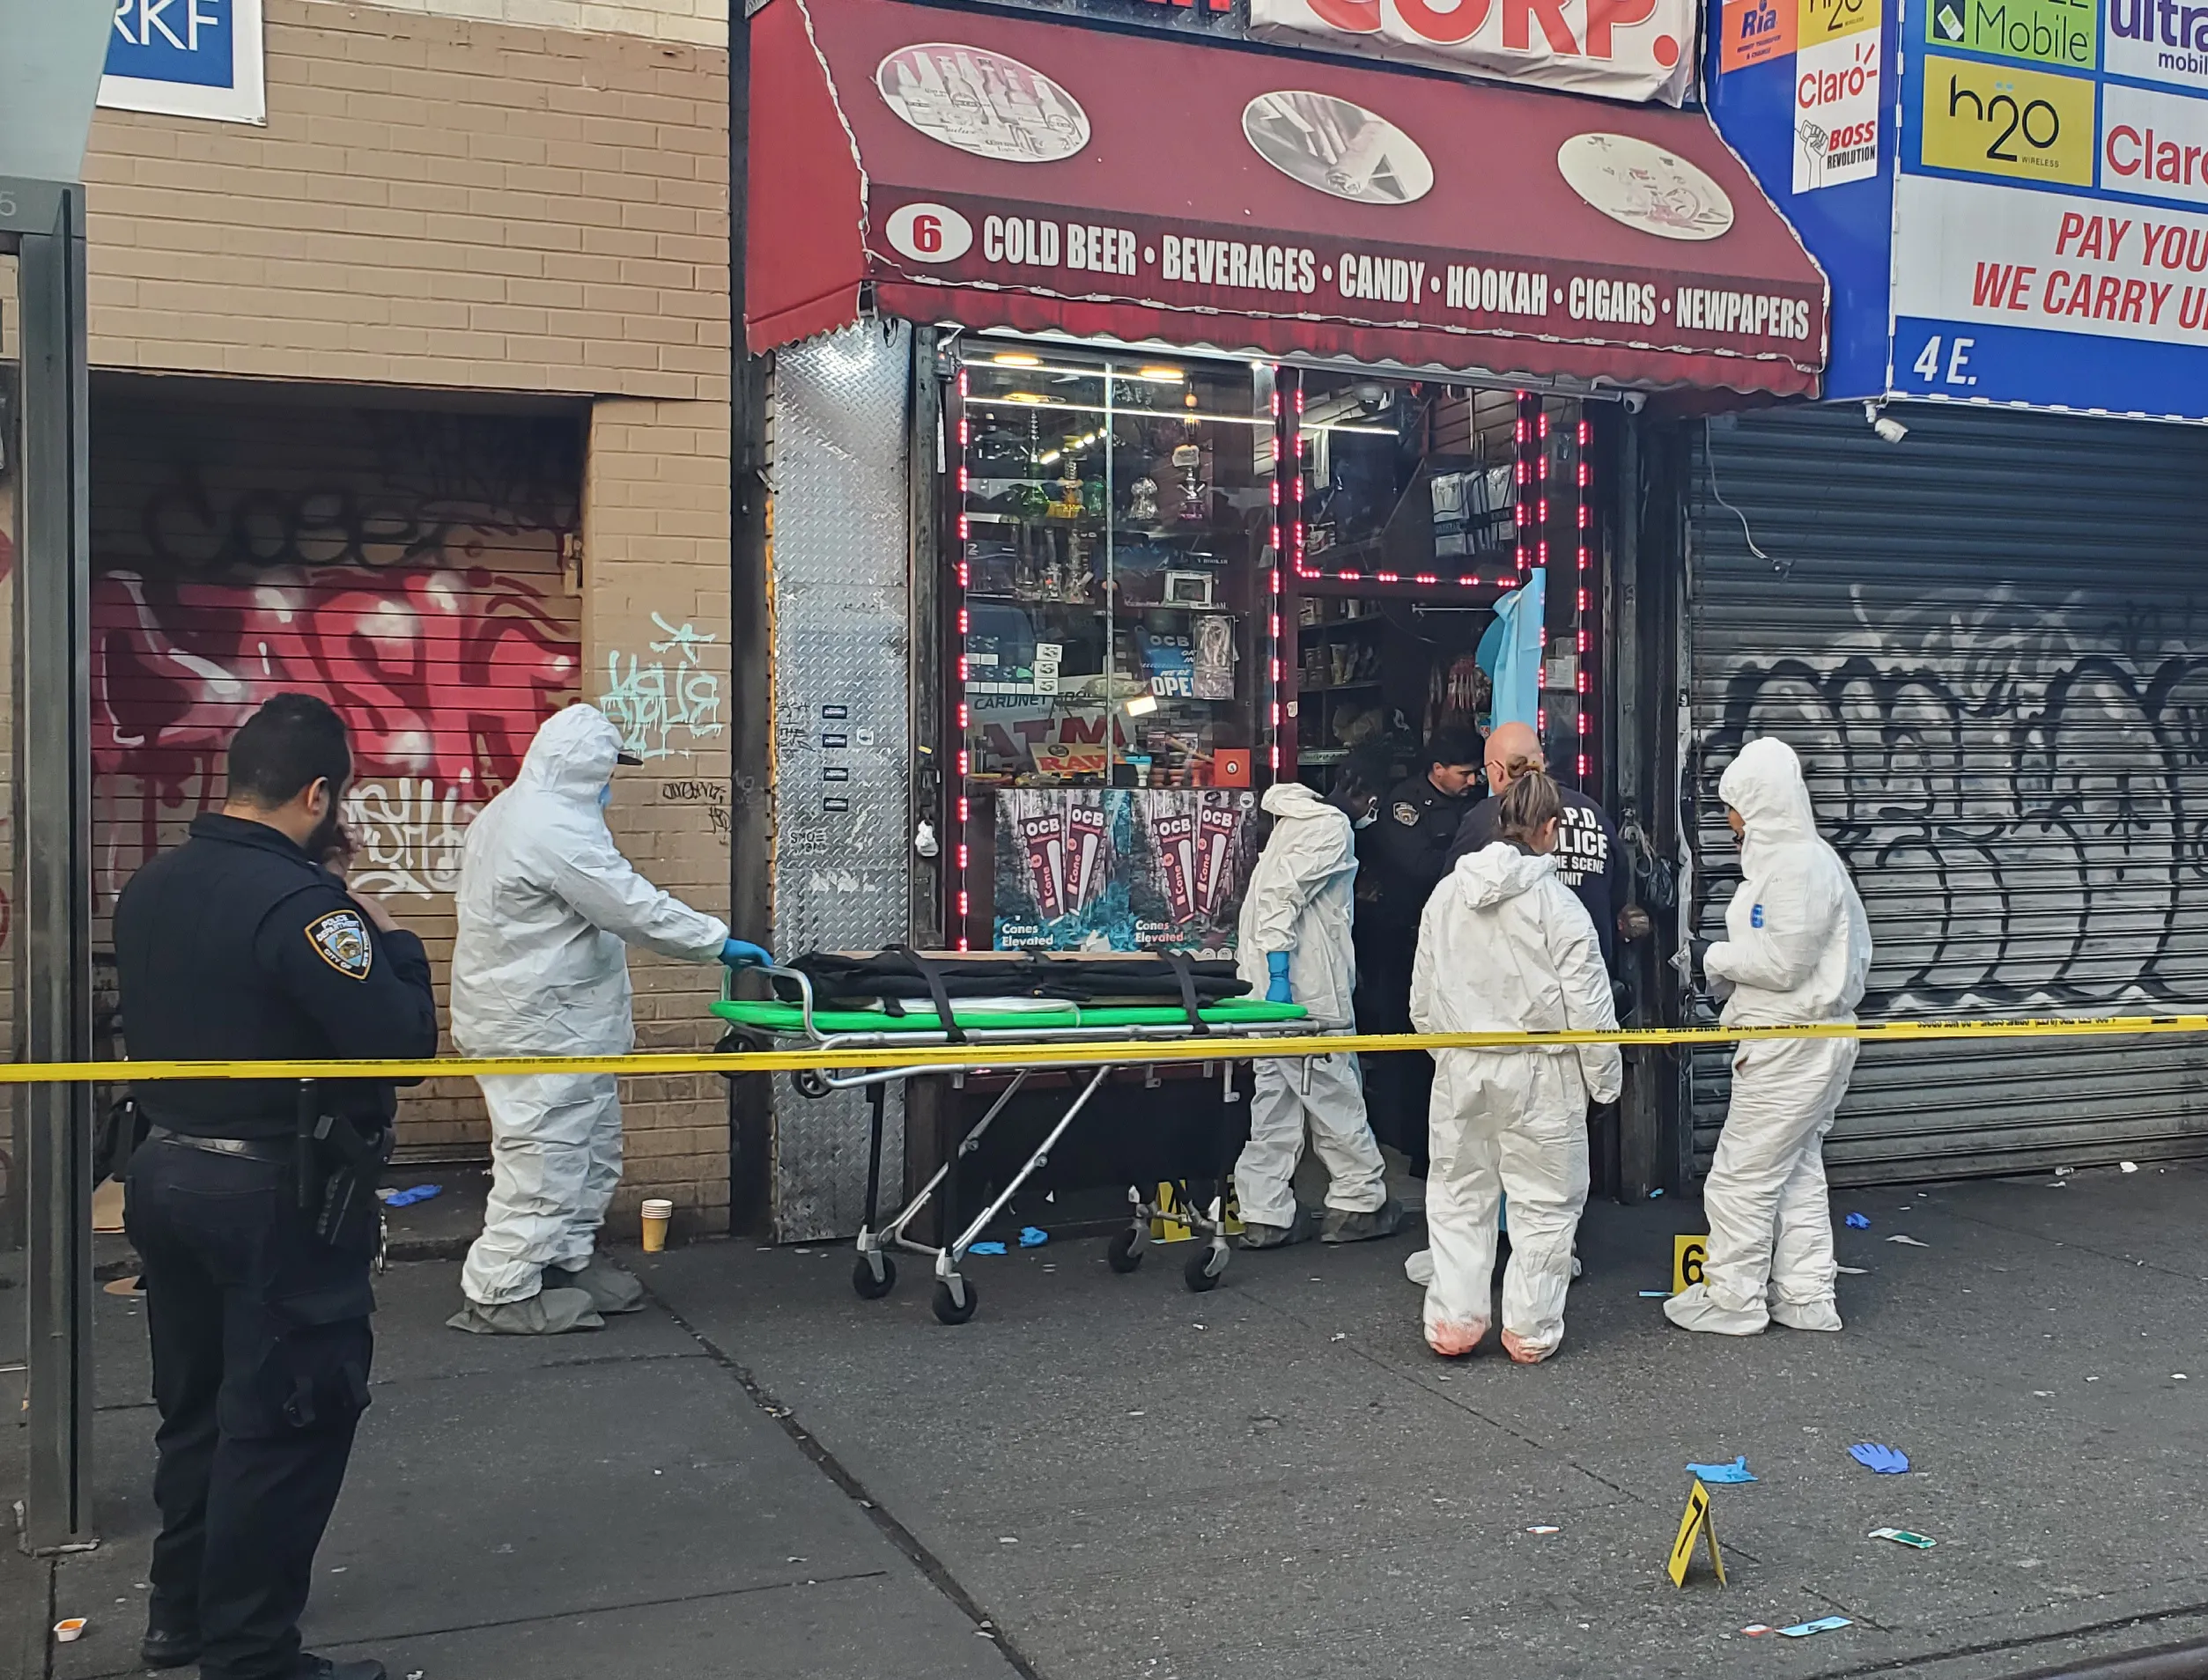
[1250,0,1696,105]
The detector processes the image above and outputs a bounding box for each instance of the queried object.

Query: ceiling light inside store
[992,352,1042,366]
[1124,694,1159,717]
[1005,391,1050,404]
[1136,365,1185,383]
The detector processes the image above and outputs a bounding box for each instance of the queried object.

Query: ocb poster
[993,788,1259,956]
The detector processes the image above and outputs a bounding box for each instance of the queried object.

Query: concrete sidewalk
[9,1258,1022,1680]
[9,1161,2208,1680]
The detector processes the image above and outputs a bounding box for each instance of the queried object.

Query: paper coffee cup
[640,1198,673,1253]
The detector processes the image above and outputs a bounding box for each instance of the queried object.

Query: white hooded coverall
[452,705,729,1306]
[1230,783,1388,1228]
[1413,843,1621,1359]
[1666,736,1872,1336]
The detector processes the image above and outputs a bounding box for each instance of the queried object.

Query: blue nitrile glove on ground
[721,939,774,969]
[1686,1455,1756,1484]
[1266,951,1292,1005]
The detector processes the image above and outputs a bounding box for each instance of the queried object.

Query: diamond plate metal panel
[770,322,914,1241]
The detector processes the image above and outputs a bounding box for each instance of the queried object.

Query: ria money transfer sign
[1890,0,2208,415]
[100,0,266,124]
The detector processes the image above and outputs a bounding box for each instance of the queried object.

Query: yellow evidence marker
[1668,1479,1728,1588]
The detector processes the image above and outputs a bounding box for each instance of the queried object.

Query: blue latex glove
[969,1241,1008,1256]
[1266,951,1292,1005]
[1017,1226,1049,1249]
[1849,1442,1910,1474]
[1845,1212,1872,1229]
[720,939,773,969]
[1686,1455,1756,1484]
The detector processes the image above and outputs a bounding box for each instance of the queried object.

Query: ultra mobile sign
[1249,0,1696,107]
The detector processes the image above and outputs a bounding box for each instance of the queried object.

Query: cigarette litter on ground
[1887,1234,1931,1247]
[1638,1290,1670,1298]
[1739,1625,1774,1636]
[1838,1265,1869,1275]
[1686,1455,1756,1483]
[1849,1442,1910,1474]
[1779,1617,1852,1638]
[1845,1212,1871,1228]
[1526,1525,1561,1535]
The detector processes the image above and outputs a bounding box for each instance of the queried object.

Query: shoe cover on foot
[447,1287,605,1336]
[1662,1283,1768,1336]
[1569,1251,1583,1282]
[1427,1316,1487,1357]
[1769,1295,1842,1332]
[1322,1196,1405,1244]
[546,1256,646,1314]
[1238,1206,1320,1249]
[1501,1330,1554,1364]
[1404,1247,1435,1286]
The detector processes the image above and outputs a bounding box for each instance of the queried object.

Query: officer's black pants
[126,1137,375,1680]
[1354,935,1432,1168]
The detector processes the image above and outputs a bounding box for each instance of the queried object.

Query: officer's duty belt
[147,1125,292,1164]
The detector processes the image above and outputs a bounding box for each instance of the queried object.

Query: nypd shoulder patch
[306,909,374,980]
[1392,800,1420,827]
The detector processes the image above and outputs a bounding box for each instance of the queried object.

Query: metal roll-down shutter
[1686,403,2208,1182]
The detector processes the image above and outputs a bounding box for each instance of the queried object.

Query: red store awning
[749,0,1828,398]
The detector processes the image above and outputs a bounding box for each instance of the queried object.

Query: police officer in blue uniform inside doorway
[1355,726,1486,1165]
[114,694,439,1680]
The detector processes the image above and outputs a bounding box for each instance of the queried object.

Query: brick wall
[32,0,741,1229]
[586,397,735,1232]
[306,0,728,50]
[83,0,729,402]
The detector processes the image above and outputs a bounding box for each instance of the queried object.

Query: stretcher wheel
[852,1254,896,1300]
[1184,1244,1230,1293]
[793,1070,833,1101]
[1106,1227,1146,1273]
[933,1278,978,1325]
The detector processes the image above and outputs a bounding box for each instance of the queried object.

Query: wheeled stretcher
[712,953,1310,1324]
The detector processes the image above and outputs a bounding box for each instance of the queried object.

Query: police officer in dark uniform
[1353,726,1485,1164]
[115,695,439,1680]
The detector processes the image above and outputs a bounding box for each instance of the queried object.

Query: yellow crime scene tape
[11,1011,2208,1083]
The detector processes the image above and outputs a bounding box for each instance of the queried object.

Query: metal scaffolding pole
[5,177,98,1554]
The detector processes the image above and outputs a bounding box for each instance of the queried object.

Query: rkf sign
[1250,0,1696,105]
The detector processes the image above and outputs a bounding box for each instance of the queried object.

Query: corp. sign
[1250,0,1696,105]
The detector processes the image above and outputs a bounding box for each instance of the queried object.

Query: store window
[940,340,1606,957]
[945,343,1280,954]
[1285,374,1599,799]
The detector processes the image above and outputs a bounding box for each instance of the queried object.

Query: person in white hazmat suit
[1665,735,1872,1337]
[1413,772,1620,1363]
[447,704,772,1335]
[1231,769,1404,1248]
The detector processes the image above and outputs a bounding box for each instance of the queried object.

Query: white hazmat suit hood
[1707,737,1872,1028]
[1235,780,1359,1030]
[1667,735,1873,1338]
[451,703,728,1057]
[1413,840,1618,1361]
[450,704,730,1318]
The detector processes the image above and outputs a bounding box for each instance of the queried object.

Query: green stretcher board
[711,998,1310,1035]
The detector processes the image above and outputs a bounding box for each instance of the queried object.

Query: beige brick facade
[4,0,739,1230]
